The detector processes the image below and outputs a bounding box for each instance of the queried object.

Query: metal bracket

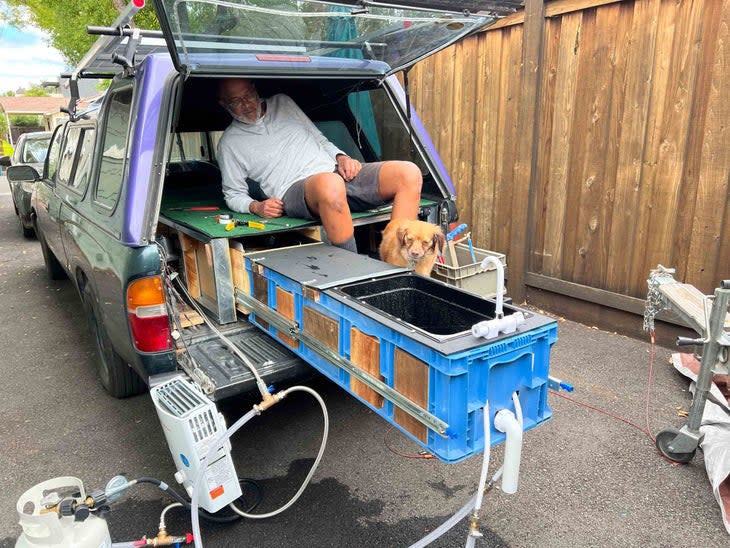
[235,289,450,437]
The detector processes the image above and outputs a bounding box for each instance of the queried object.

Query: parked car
[0,130,52,237]
[6,0,514,399]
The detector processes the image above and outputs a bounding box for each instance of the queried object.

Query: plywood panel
[252,271,269,330]
[303,308,339,353]
[349,328,384,409]
[393,348,429,443]
[275,288,297,348]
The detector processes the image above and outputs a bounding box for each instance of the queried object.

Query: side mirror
[6,165,40,183]
[0,156,11,167]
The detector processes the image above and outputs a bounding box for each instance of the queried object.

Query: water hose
[190,385,329,547]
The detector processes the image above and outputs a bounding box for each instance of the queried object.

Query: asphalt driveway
[0,183,726,547]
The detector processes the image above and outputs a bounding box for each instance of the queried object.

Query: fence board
[471,31,502,248]
[606,0,661,292]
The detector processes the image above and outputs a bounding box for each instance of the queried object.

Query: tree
[2,1,159,66]
[23,85,51,97]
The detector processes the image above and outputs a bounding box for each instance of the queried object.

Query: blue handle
[446,223,468,241]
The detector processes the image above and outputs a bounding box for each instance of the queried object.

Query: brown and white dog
[379,219,445,276]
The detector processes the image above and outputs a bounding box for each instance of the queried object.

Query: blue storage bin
[243,244,557,463]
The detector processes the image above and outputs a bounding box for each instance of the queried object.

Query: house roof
[0,96,68,116]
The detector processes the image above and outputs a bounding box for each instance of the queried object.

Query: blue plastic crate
[243,245,557,463]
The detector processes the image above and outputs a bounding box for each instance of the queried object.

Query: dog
[379,219,445,276]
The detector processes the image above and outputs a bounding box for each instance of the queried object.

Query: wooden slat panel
[471,30,503,249]
[450,38,479,230]
[605,0,661,292]
[275,288,297,348]
[627,0,678,291]
[393,348,429,442]
[303,308,338,352]
[671,1,724,286]
[570,3,620,286]
[349,328,384,409]
[685,0,730,292]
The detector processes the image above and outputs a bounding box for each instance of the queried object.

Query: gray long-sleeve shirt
[217,94,344,214]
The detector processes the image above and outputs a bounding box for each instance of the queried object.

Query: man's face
[219,79,262,124]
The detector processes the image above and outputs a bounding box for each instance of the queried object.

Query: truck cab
[22,0,522,400]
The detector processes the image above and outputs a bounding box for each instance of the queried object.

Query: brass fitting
[254,391,284,413]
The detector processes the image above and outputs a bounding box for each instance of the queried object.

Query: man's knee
[383,161,422,194]
[306,172,347,212]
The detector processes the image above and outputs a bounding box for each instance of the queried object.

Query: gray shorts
[281,162,386,220]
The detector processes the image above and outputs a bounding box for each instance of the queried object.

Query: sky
[0,4,69,94]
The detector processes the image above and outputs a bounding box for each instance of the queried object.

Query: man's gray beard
[229,100,263,125]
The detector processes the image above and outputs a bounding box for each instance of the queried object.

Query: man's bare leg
[377,161,423,220]
[303,172,356,250]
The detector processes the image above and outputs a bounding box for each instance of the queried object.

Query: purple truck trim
[123,55,173,244]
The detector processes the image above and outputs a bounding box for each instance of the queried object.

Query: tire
[82,286,146,398]
[37,231,66,280]
[18,215,35,239]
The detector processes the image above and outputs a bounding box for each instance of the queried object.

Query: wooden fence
[410,0,729,321]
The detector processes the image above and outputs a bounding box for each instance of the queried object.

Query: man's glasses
[223,93,259,109]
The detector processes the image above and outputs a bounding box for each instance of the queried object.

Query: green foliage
[23,85,51,97]
[2,1,159,66]
[0,116,8,141]
[10,115,43,127]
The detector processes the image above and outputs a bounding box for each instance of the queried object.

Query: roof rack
[64,0,164,120]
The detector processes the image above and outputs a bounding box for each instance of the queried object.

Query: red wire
[550,328,660,445]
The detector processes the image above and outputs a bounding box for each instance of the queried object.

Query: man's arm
[218,139,254,213]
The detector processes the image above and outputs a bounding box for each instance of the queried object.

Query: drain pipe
[471,257,525,340]
[493,393,524,494]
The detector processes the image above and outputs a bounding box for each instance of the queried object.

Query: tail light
[127,276,173,352]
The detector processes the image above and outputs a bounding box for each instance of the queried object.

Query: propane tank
[16,476,111,548]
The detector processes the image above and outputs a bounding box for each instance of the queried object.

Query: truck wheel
[18,215,35,239]
[82,288,146,398]
[38,231,66,280]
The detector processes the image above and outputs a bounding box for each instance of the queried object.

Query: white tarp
[673,352,730,535]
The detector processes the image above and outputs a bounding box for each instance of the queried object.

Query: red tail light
[127,276,173,352]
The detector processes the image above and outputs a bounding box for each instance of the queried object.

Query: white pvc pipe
[480,256,505,317]
[493,407,523,494]
[471,312,525,340]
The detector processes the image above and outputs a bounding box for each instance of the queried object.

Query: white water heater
[150,376,242,512]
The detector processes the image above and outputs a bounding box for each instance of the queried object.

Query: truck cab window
[57,127,82,186]
[46,127,64,180]
[96,87,133,208]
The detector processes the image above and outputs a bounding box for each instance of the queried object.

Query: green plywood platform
[160,191,436,239]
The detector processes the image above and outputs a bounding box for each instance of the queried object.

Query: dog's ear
[433,230,446,253]
[396,226,409,245]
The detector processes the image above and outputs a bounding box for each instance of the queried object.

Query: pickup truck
[6,0,521,400]
[0,130,51,237]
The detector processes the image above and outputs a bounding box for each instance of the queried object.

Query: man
[216,78,422,253]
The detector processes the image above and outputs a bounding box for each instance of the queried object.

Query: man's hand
[250,198,284,218]
[336,154,362,182]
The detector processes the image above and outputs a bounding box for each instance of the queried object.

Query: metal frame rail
[645,267,730,463]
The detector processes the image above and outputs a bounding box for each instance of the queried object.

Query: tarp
[673,352,730,535]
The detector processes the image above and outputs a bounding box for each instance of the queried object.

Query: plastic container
[431,243,507,298]
[245,246,557,463]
